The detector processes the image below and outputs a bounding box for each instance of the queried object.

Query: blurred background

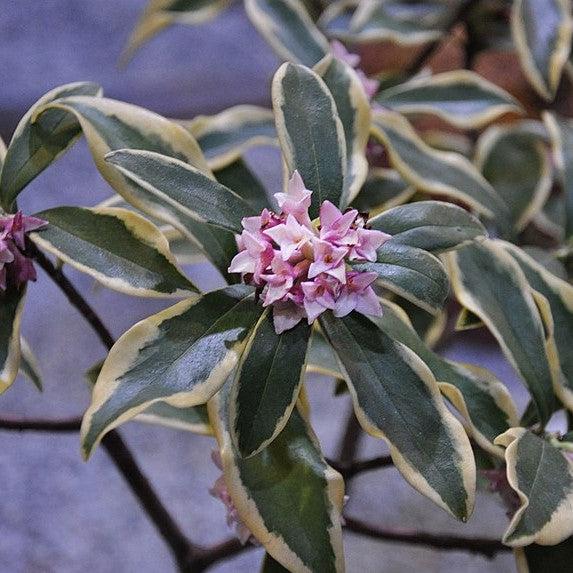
[0,2,537,571]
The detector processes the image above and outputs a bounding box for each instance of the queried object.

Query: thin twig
[329,455,394,480]
[344,516,510,559]
[0,416,82,432]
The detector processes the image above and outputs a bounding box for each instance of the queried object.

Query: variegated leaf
[320,311,475,519]
[19,338,42,392]
[272,62,347,218]
[106,149,255,234]
[81,285,262,457]
[543,112,573,239]
[369,200,486,254]
[475,124,553,235]
[352,242,449,313]
[501,242,573,412]
[374,300,518,457]
[306,327,344,379]
[351,168,415,216]
[31,207,197,298]
[181,105,277,170]
[447,242,558,425]
[230,311,312,457]
[375,70,522,129]
[0,288,26,394]
[315,54,370,204]
[123,0,232,62]
[511,0,573,100]
[210,388,345,572]
[0,82,102,209]
[514,536,573,573]
[496,428,573,546]
[370,110,508,219]
[245,0,330,66]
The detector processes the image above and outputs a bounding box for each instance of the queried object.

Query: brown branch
[0,416,82,432]
[329,455,394,480]
[406,0,479,76]
[344,516,510,559]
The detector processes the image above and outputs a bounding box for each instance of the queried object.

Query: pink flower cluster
[228,172,391,334]
[0,212,47,292]
[330,40,380,100]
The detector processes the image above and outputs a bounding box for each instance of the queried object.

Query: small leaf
[375,300,518,457]
[123,0,232,62]
[32,207,197,298]
[0,82,102,209]
[447,242,558,425]
[315,55,371,205]
[272,62,347,218]
[369,200,487,254]
[19,338,42,392]
[81,285,262,457]
[0,288,26,394]
[511,0,573,100]
[245,0,329,66]
[475,124,552,235]
[181,105,277,170]
[210,388,345,572]
[375,70,522,129]
[496,428,573,546]
[351,168,415,216]
[231,312,312,457]
[352,242,449,314]
[370,110,507,220]
[106,149,255,234]
[320,311,475,520]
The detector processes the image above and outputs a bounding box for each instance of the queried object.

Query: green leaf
[31,95,236,276]
[245,0,329,66]
[19,338,42,392]
[231,312,311,457]
[210,389,344,572]
[511,0,573,100]
[515,536,573,573]
[0,82,102,209]
[320,311,475,519]
[272,62,347,218]
[543,112,573,239]
[123,0,232,62]
[475,124,552,235]
[162,227,206,266]
[106,149,254,234]
[0,288,26,394]
[32,206,197,298]
[370,110,508,220]
[80,285,262,457]
[374,300,518,457]
[85,360,211,435]
[501,242,573,413]
[315,55,370,205]
[0,135,7,170]
[496,428,573,546]
[306,327,343,379]
[182,105,278,170]
[214,158,270,213]
[351,168,415,216]
[375,70,522,129]
[347,0,446,45]
[369,200,487,254]
[261,553,291,573]
[448,242,558,425]
[352,242,449,314]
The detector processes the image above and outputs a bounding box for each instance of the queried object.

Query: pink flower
[209,450,255,545]
[0,211,47,292]
[330,41,379,101]
[274,171,313,228]
[263,214,314,261]
[228,171,388,333]
[334,272,382,318]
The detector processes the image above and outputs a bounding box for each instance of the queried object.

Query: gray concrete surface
[0,2,528,571]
